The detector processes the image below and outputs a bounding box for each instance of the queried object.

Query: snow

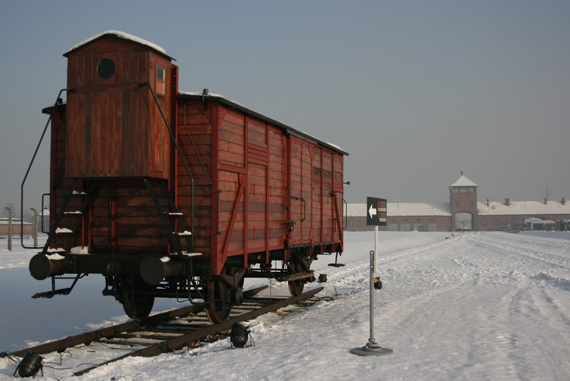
[450,174,477,187]
[70,246,89,255]
[478,200,570,216]
[1,231,570,380]
[66,31,168,57]
[348,202,451,217]
[347,200,570,218]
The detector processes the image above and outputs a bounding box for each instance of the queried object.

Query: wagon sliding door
[289,137,313,245]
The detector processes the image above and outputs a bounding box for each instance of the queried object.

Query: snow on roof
[478,201,570,216]
[66,30,169,58]
[347,202,451,217]
[178,91,348,156]
[450,174,477,187]
[525,217,555,224]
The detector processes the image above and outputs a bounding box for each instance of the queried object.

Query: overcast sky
[1,0,569,215]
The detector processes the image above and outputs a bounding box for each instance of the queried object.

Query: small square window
[157,66,165,81]
[156,66,165,95]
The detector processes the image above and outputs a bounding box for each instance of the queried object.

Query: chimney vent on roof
[562,198,566,205]
[486,199,489,206]
[505,198,510,206]
[544,198,548,205]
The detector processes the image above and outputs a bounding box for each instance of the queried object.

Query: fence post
[4,206,12,251]
[30,207,38,247]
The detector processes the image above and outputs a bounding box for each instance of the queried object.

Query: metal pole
[369,249,375,345]
[374,225,378,271]
[5,206,12,251]
[30,207,38,248]
[368,225,378,343]
[351,226,392,356]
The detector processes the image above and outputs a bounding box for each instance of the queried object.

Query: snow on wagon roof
[65,30,171,59]
[178,91,348,156]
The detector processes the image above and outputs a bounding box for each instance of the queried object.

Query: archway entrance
[455,212,473,231]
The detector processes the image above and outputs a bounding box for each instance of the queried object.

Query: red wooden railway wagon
[28,31,348,322]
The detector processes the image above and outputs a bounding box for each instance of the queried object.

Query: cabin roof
[64,30,174,60]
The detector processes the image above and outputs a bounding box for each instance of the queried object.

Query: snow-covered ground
[1,231,570,380]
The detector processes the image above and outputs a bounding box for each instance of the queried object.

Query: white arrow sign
[368,203,376,219]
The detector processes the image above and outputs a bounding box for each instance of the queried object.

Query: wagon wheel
[121,278,155,321]
[288,262,305,297]
[206,280,232,324]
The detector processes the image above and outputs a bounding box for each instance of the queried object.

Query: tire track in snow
[465,233,570,271]
[376,235,467,266]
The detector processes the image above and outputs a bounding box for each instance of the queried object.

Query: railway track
[2,286,325,377]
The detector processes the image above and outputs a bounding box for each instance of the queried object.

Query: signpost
[351,197,393,356]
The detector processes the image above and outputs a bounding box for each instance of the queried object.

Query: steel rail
[3,286,267,358]
[73,286,323,376]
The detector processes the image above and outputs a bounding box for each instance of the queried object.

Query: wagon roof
[178,91,348,156]
[64,30,174,60]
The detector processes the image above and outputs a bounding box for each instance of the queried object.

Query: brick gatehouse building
[346,173,570,232]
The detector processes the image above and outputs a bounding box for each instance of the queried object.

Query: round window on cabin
[97,58,115,79]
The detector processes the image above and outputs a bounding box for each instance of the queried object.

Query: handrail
[21,89,68,249]
[183,104,212,186]
[137,82,194,252]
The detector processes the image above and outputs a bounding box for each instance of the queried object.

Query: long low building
[347,202,452,231]
[0,218,33,236]
[346,173,570,232]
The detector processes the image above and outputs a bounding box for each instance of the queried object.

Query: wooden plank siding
[171,99,344,274]
[176,101,215,257]
[46,33,345,277]
[65,38,171,179]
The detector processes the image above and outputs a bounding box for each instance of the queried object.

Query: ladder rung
[64,211,83,215]
[168,212,183,216]
[176,231,192,236]
[55,227,73,234]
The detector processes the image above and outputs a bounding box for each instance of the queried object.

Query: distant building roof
[450,174,477,187]
[478,201,570,216]
[347,202,451,217]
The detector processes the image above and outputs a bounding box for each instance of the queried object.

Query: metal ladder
[143,178,192,255]
[41,180,98,255]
